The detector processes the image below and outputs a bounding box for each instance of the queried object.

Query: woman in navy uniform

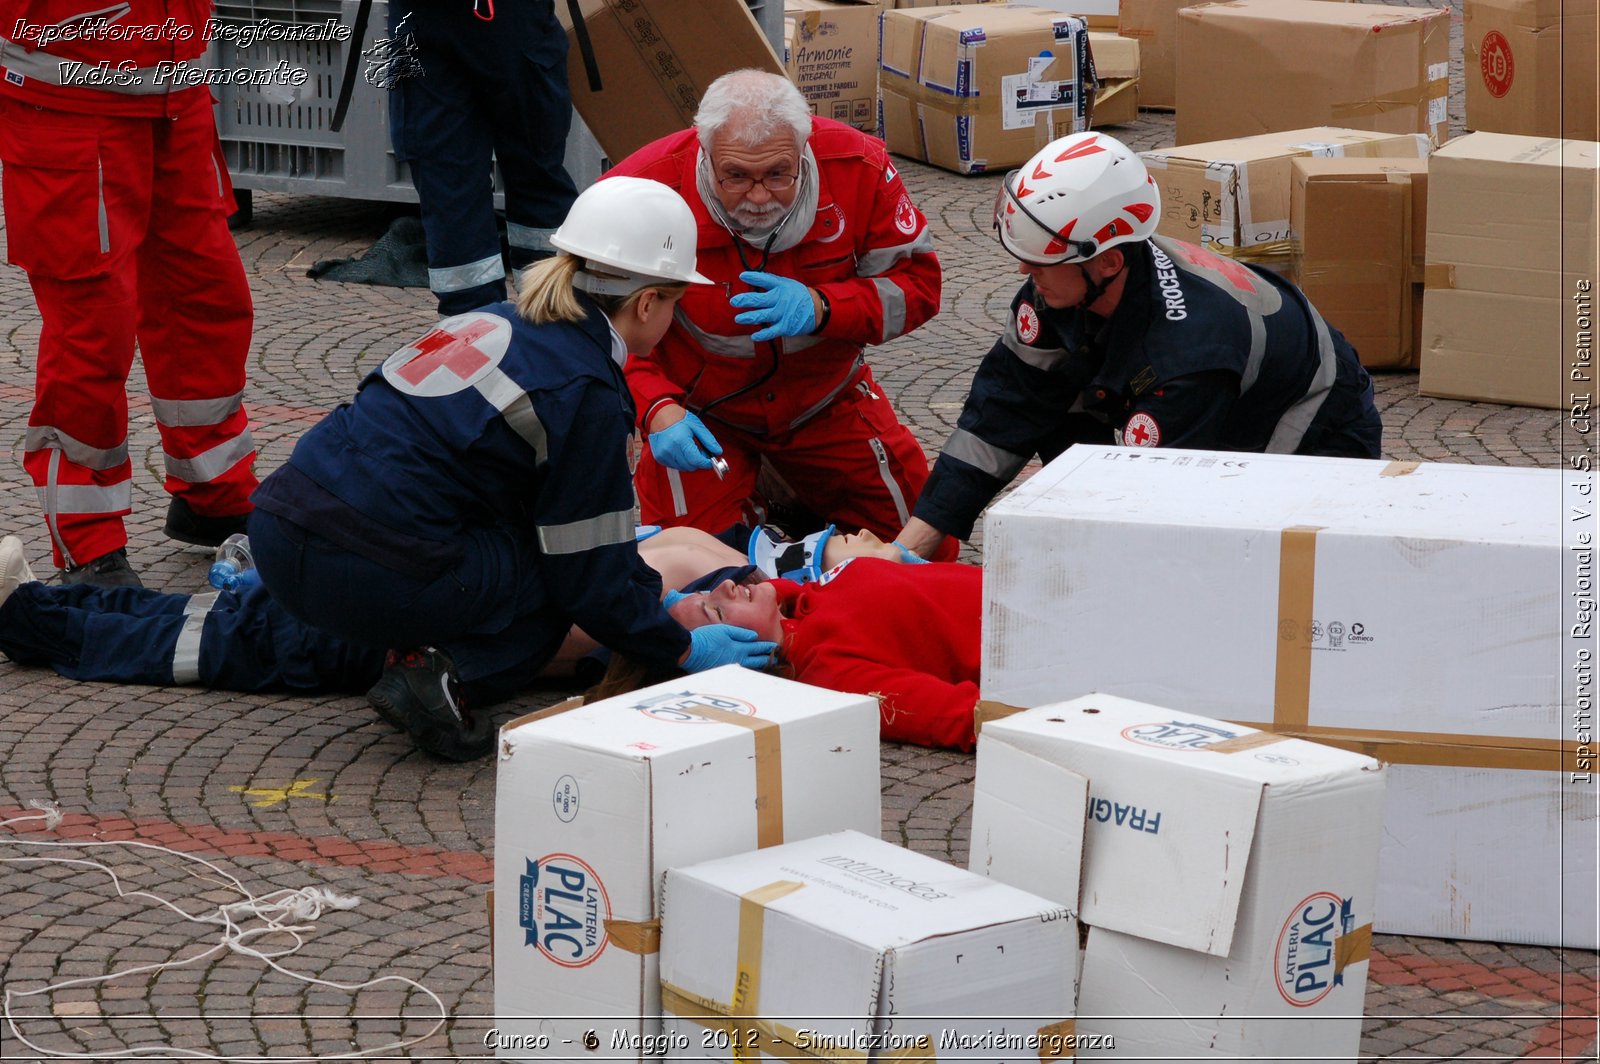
[245,178,777,759]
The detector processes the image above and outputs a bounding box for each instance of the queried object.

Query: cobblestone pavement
[0,5,1594,1057]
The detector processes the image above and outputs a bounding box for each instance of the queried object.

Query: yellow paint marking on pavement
[228,779,331,809]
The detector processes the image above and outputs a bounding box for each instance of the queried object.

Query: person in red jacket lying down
[596,549,983,752]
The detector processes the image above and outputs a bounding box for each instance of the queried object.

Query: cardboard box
[556,0,786,162]
[979,445,1597,948]
[1291,156,1429,369]
[784,0,882,133]
[492,667,880,1058]
[1117,0,1264,109]
[660,830,1077,1059]
[880,4,1093,174]
[972,694,1385,1061]
[1420,132,1599,409]
[1141,127,1430,271]
[1465,0,1598,140]
[1087,32,1139,127]
[1175,0,1450,147]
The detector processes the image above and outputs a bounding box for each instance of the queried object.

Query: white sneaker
[0,536,37,610]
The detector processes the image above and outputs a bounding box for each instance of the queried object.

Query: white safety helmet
[994,132,1160,266]
[550,176,713,295]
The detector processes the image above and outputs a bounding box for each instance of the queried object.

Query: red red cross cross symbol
[1126,420,1152,445]
[394,318,499,386]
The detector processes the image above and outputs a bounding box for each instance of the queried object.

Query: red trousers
[637,370,957,561]
[0,96,257,568]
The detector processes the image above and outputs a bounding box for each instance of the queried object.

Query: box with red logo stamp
[1464,0,1597,140]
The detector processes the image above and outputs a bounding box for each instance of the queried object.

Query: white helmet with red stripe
[994,132,1160,265]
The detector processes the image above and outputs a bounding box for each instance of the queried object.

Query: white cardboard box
[971,694,1386,1061]
[980,444,1597,948]
[492,667,881,1058]
[660,830,1078,1062]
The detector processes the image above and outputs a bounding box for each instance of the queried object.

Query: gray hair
[695,69,812,151]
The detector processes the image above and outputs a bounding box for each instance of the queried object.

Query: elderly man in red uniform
[610,69,952,558]
[0,0,257,588]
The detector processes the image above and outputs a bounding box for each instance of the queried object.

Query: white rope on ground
[0,800,449,1061]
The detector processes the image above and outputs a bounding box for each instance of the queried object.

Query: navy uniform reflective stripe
[537,509,635,555]
[1265,306,1338,453]
[1001,317,1073,373]
[430,253,504,294]
[941,427,1029,481]
[171,592,222,685]
[473,367,548,455]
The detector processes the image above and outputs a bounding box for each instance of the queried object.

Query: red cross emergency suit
[0,0,257,569]
[609,118,945,549]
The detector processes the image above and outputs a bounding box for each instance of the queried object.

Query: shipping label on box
[557,0,785,162]
[1175,0,1450,148]
[1464,0,1598,140]
[1291,157,1429,368]
[784,0,882,132]
[1420,132,1600,409]
[492,667,880,1058]
[973,695,1385,1060]
[1141,127,1428,259]
[661,830,1077,1061]
[880,4,1093,174]
[980,445,1597,948]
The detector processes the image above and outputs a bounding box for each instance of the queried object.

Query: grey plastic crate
[211,0,784,203]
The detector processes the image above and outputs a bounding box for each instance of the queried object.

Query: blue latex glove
[892,540,932,565]
[730,271,818,343]
[663,589,690,609]
[682,623,779,672]
[648,412,722,472]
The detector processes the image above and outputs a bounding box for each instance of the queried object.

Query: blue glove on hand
[730,271,818,343]
[683,623,779,672]
[663,589,690,609]
[892,540,932,565]
[648,412,722,472]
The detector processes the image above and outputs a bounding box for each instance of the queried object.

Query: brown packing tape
[682,703,785,848]
[1230,721,1585,772]
[660,982,873,1063]
[1212,241,1295,264]
[880,69,990,119]
[1272,526,1323,733]
[733,878,806,1040]
[1207,730,1291,754]
[1424,263,1457,290]
[1328,78,1450,123]
[974,699,1029,736]
[599,0,703,126]
[604,917,661,955]
[1334,922,1373,976]
[1036,1019,1078,1062]
[1381,461,1421,477]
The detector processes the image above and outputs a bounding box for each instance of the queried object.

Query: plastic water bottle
[208,533,261,593]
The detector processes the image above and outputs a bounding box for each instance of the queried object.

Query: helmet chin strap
[1073,258,1123,313]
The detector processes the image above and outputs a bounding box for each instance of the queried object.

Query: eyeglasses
[716,171,799,194]
[993,169,1097,266]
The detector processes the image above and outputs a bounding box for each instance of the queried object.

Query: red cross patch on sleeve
[1122,411,1161,447]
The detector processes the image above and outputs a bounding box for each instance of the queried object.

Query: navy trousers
[0,581,381,693]
[388,0,578,315]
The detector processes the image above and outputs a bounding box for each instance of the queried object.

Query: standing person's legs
[388,1,505,316]
[140,99,258,544]
[477,0,578,277]
[0,102,147,580]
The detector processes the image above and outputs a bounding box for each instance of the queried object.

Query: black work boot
[59,548,143,589]
[164,497,251,548]
[366,647,495,762]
